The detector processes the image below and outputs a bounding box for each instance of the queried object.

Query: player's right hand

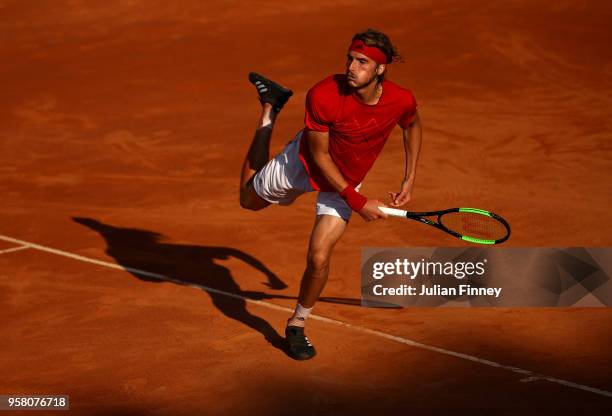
[358,199,388,222]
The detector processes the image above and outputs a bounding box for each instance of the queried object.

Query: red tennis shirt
[298,74,418,192]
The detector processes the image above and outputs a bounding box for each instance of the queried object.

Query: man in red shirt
[239,29,422,360]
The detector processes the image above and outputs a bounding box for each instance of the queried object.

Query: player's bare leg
[239,72,293,210]
[239,103,276,210]
[285,214,348,360]
[297,215,348,309]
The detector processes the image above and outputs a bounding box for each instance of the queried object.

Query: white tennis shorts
[253,130,361,221]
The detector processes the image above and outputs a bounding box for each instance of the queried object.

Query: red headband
[349,39,390,65]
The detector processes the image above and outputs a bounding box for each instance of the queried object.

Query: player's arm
[388,111,422,207]
[305,129,387,221]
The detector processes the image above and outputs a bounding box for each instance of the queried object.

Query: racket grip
[379,207,408,218]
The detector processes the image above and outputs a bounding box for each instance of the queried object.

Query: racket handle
[379,206,408,218]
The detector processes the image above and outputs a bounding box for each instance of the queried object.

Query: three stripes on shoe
[254,80,269,94]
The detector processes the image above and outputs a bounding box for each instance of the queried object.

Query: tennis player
[239,28,422,360]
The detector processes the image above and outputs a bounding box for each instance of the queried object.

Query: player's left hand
[388,179,413,207]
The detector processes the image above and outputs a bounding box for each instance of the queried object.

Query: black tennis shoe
[248,72,293,113]
[285,325,316,360]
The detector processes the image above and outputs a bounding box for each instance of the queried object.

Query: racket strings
[440,212,508,240]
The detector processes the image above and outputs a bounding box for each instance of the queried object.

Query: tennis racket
[379,207,511,245]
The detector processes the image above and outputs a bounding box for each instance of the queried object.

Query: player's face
[346,50,380,88]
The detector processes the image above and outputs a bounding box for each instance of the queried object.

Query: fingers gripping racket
[379,207,511,245]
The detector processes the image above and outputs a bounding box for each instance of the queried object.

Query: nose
[347,59,357,73]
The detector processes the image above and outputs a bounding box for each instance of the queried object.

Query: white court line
[1,233,611,399]
[0,245,30,254]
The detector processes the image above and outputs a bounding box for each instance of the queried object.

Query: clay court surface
[1,0,611,414]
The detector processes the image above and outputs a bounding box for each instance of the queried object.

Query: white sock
[287,303,313,327]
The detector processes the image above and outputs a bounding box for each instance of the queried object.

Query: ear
[376,64,386,75]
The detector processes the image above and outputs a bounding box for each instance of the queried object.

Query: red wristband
[339,186,367,212]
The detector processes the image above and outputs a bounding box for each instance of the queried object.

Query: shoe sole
[289,350,317,361]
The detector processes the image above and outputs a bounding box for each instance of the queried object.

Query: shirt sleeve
[397,92,418,129]
[304,87,330,132]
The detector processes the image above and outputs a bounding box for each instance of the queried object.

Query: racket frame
[379,207,511,245]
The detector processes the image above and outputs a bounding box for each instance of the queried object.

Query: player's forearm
[309,151,348,192]
[305,129,366,211]
[310,150,368,212]
[304,129,349,192]
[403,115,422,183]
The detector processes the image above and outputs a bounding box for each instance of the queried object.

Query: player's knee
[240,198,259,211]
[308,249,331,272]
[239,188,256,210]
[240,189,267,211]
[240,193,254,210]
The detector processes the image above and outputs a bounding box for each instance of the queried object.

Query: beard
[346,71,380,90]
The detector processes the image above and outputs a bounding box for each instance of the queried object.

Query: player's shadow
[73,217,294,353]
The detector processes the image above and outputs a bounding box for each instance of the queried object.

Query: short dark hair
[352,29,402,81]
